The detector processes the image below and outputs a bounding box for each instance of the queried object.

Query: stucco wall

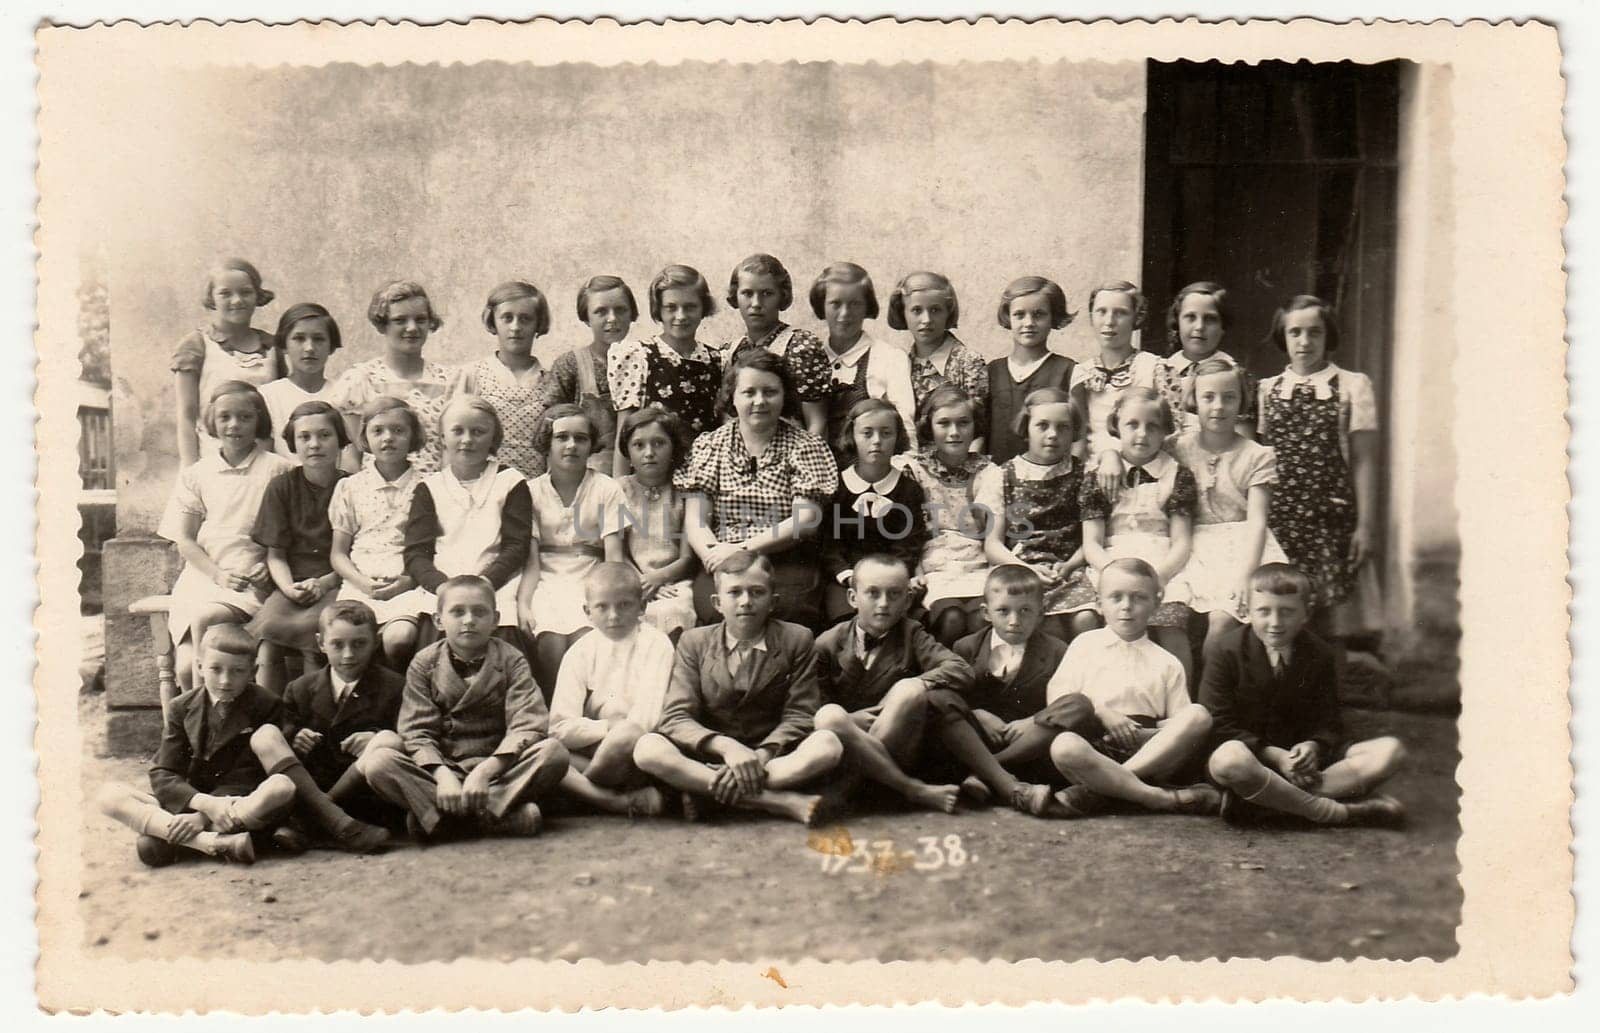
[1388,62,1460,662]
[101,59,1148,534]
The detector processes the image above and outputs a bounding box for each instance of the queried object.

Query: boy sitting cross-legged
[813,554,969,814]
[95,624,294,867]
[1202,562,1406,827]
[633,551,843,825]
[246,600,400,853]
[357,575,570,842]
[928,564,1075,818]
[548,562,673,816]
[1046,558,1222,817]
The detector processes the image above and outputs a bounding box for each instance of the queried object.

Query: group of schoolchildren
[96,254,1406,868]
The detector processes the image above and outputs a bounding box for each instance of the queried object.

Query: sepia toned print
[32,16,1569,1011]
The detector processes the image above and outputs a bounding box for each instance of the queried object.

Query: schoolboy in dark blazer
[635,551,843,825]
[96,624,293,866]
[931,564,1091,817]
[814,555,972,813]
[247,600,401,853]
[1202,563,1406,827]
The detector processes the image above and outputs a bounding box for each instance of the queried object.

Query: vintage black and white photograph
[29,14,1570,1011]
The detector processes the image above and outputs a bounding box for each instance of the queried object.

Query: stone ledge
[103,707,161,758]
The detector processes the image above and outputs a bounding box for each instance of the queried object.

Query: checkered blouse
[674,420,840,543]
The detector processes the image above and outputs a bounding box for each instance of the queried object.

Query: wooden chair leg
[146,612,177,719]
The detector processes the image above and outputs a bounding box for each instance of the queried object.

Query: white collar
[842,466,902,495]
[723,625,769,653]
[1006,350,1051,381]
[916,334,958,374]
[1275,362,1343,400]
[989,631,1026,657]
[330,669,358,700]
[438,461,505,508]
[1098,628,1151,650]
[1163,348,1235,373]
[205,445,265,474]
[829,331,876,369]
[1125,451,1175,480]
[363,459,417,489]
[593,624,641,651]
[650,335,713,364]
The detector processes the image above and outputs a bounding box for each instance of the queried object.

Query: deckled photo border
[29,15,1571,1011]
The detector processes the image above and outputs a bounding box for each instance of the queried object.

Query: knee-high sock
[101,794,231,855]
[266,758,362,836]
[326,763,369,804]
[1237,765,1348,824]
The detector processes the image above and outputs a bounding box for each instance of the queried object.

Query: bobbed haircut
[984,563,1045,601]
[357,395,425,455]
[576,275,639,323]
[808,262,880,321]
[914,384,976,445]
[481,280,552,336]
[852,553,912,581]
[1165,281,1232,351]
[834,397,911,463]
[319,599,378,636]
[274,302,342,354]
[436,574,497,613]
[367,280,442,333]
[1181,357,1250,416]
[203,257,275,310]
[618,404,694,472]
[1009,387,1077,440]
[201,379,273,440]
[534,402,597,456]
[648,264,717,324]
[1107,386,1175,439]
[1249,561,1314,599]
[715,346,798,422]
[440,394,506,455]
[199,622,258,658]
[1266,294,1342,354]
[1087,280,1148,329]
[714,548,776,584]
[997,276,1076,330]
[726,253,794,312]
[281,399,351,453]
[886,271,960,331]
[1101,556,1161,592]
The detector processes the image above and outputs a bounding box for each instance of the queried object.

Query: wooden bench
[127,594,177,717]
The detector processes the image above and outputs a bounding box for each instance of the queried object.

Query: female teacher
[677,349,840,628]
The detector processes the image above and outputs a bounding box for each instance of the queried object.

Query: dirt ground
[72,693,1459,964]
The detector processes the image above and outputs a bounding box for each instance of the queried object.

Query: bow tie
[852,491,895,519]
[1125,466,1157,488]
[857,631,889,662]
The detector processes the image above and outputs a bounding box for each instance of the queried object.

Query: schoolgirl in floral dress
[460,280,553,479]
[725,253,832,438]
[608,264,723,440]
[332,280,459,475]
[889,271,990,449]
[976,388,1098,641]
[1257,295,1378,616]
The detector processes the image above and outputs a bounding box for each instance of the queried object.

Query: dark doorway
[1140,59,1401,387]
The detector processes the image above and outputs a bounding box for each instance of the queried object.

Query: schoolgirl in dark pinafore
[1258,363,1378,611]
[984,455,1098,616]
